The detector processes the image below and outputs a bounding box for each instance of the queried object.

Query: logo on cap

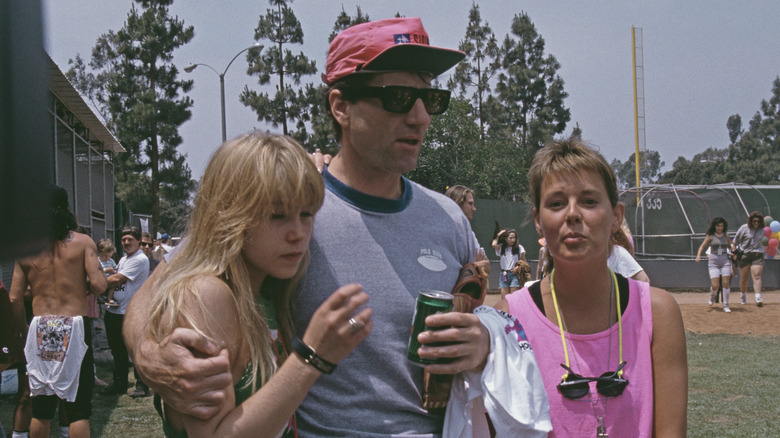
[394,34,411,44]
[394,33,429,46]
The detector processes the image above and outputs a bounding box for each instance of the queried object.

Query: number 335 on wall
[645,195,662,210]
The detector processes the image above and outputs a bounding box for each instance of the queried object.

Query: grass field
[3,332,779,437]
[686,333,780,437]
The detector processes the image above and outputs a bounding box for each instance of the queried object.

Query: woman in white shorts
[696,217,734,312]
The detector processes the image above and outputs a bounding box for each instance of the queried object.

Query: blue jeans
[499,271,521,288]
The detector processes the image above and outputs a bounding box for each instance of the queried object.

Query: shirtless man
[9,185,106,438]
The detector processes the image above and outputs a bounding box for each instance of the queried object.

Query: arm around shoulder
[649,287,687,437]
[124,265,232,421]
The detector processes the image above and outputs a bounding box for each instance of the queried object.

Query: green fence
[471,184,780,261]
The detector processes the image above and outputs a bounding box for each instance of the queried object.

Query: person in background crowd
[1,278,28,438]
[152,234,172,263]
[160,234,173,252]
[696,217,735,312]
[445,184,490,273]
[492,228,526,298]
[608,226,650,283]
[123,17,490,437]
[7,286,33,438]
[98,240,119,308]
[535,237,553,281]
[734,211,766,307]
[10,185,107,438]
[140,232,159,273]
[495,137,687,437]
[104,226,150,398]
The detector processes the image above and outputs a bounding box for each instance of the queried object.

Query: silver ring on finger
[348,317,365,334]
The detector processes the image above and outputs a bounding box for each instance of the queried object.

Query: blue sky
[43,0,780,182]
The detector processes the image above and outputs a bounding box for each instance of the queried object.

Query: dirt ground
[485,290,780,336]
[670,289,779,336]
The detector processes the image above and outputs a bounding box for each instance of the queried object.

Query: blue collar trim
[323,165,412,213]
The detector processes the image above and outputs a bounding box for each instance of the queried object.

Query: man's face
[336,72,434,176]
[121,234,140,256]
[461,192,476,221]
[140,237,153,256]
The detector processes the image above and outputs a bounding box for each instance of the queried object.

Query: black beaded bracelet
[291,337,336,374]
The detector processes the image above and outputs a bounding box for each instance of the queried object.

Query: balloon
[771,221,780,234]
[770,238,779,249]
[762,237,770,246]
[765,216,774,227]
[765,226,773,238]
[766,247,778,258]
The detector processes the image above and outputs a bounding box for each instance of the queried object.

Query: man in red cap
[290,17,489,436]
[123,17,491,436]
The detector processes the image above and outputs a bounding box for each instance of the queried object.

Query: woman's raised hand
[302,283,372,365]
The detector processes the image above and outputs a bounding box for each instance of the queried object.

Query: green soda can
[407,290,454,365]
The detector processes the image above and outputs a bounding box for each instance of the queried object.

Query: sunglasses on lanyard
[343,86,451,115]
[550,268,630,400]
[557,361,629,399]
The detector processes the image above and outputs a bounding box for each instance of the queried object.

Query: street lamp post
[184,43,263,143]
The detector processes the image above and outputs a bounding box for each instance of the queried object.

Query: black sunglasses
[344,86,451,115]
[557,361,629,400]
[140,242,153,247]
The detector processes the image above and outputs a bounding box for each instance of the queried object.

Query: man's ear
[329,89,349,129]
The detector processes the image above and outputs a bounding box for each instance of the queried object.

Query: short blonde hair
[529,137,618,211]
[147,132,324,390]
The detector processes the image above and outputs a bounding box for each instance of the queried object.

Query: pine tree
[66,0,196,234]
[327,6,371,42]
[241,0,317,140]
[489,12,570,155]
[447,3,500,141]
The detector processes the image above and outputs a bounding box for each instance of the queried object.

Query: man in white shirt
[105,227,149,397]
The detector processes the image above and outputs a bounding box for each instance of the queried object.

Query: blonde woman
[146,133,372,437]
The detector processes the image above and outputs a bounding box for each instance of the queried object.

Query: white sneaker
[724,306,731,313]
[741,293,747,305]
[708,295,714,306]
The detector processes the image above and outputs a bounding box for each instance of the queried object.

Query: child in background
[97,239,118,307]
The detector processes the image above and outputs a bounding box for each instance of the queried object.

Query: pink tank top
[506,278,654,437]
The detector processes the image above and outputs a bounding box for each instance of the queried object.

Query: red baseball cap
[323,17,465,85]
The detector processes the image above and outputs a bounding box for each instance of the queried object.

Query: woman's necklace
[550,268,621,438]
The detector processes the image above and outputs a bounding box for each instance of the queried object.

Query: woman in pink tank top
[494,138,687,437]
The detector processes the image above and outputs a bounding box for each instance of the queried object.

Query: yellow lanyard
[550,268,623,379]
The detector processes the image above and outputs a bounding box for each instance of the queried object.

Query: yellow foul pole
[632,26,641,205]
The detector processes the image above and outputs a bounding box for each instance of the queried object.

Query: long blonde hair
[147,132,324,390]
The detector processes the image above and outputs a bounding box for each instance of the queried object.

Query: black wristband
[291,337,336,374]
